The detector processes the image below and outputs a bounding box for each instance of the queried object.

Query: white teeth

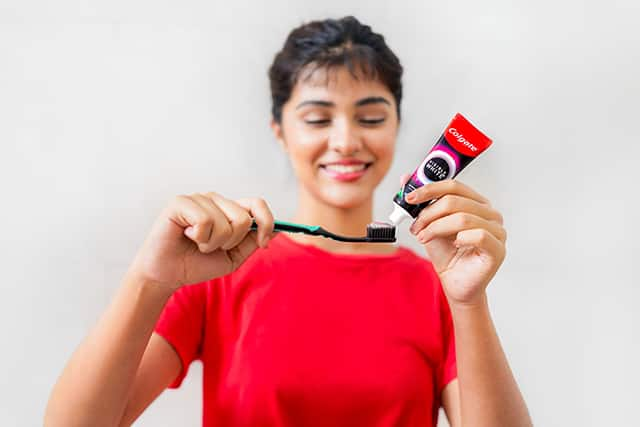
[323,164,367,174]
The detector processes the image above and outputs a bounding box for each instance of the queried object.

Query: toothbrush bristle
[366,221,396,242]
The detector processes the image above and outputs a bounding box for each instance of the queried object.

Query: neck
[290,186,396,254]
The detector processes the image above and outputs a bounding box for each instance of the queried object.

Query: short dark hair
[268,16,403,123]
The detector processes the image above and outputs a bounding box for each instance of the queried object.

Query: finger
[416,212,507,244]
[235,197,275,248]
[187,194,233,253]
[454,228,506,262]
[405,179,490,206]
[409,194,503,235]
[188,194,220,245]
[168,195,215,247]
[199,193,253,251]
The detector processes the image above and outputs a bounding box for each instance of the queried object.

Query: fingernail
[405,192,416,202]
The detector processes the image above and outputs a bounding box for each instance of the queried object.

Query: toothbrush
[250,220,396,243]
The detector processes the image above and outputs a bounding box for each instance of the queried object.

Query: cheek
[283,124,327,171]
[287,140,326,174]
[368,130,397,167]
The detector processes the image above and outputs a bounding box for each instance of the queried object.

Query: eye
[304,118,331,126]
[359,117,386,125]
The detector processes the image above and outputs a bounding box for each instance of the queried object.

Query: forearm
[450,293,532,427]
[45,272,173,427]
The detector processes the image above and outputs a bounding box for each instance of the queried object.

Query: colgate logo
[448,128,478,152]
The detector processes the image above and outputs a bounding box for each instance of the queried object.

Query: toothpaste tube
[389,113,493,225]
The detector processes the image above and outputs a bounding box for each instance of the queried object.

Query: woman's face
[272,66,399,210]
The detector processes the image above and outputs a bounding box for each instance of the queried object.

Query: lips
[323,163,367,173]
[319,161,373,182]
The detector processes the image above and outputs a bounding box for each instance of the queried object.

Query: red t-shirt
[155,233,457,427]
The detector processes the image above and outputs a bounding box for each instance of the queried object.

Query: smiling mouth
[320,162,373,173]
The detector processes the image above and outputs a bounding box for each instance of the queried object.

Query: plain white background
[1,1,638,426]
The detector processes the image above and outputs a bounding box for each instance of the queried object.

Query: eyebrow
[356,96,391,107]
[295,96,391,110]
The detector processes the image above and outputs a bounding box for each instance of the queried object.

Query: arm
[44,273,180,427]
[119,333,184,426]
[405,179,532,427]
[441,294,531,427]
[45,193,275,426]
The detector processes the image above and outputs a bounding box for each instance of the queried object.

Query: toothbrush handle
[250,220,320,235]
[249,220,374,242]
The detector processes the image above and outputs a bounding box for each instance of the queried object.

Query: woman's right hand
[128,192,274,292]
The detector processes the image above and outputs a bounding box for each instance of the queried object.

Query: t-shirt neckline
[272,232,407,263]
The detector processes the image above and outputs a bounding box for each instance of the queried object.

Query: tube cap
[388,203,412,226]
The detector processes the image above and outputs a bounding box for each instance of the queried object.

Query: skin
[271,66,397,254]
[44,66,532,427]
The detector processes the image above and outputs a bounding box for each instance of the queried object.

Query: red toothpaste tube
[389,113,493,225]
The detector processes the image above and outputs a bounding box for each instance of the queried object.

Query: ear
[271,119,288,152]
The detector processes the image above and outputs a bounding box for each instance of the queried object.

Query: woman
[45,16,532,427]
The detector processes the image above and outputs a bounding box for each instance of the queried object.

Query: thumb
[399,173,411,187]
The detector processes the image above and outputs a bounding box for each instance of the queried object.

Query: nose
[328,119,362,156]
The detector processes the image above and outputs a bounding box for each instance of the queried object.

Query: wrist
[448,293,495,337]
[447,292,490,315]
[123,268,178,301]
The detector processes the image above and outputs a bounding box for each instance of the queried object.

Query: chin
[317,186,374,209]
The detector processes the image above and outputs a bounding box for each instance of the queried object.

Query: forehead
[289,65,393,103]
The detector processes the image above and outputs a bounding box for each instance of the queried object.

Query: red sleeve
[437,280,457,394]
[154,281,208,388]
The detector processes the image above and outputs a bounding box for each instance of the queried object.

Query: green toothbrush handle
[250,220,321,235]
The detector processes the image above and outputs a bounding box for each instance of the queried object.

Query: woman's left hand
[404,178,507,307]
